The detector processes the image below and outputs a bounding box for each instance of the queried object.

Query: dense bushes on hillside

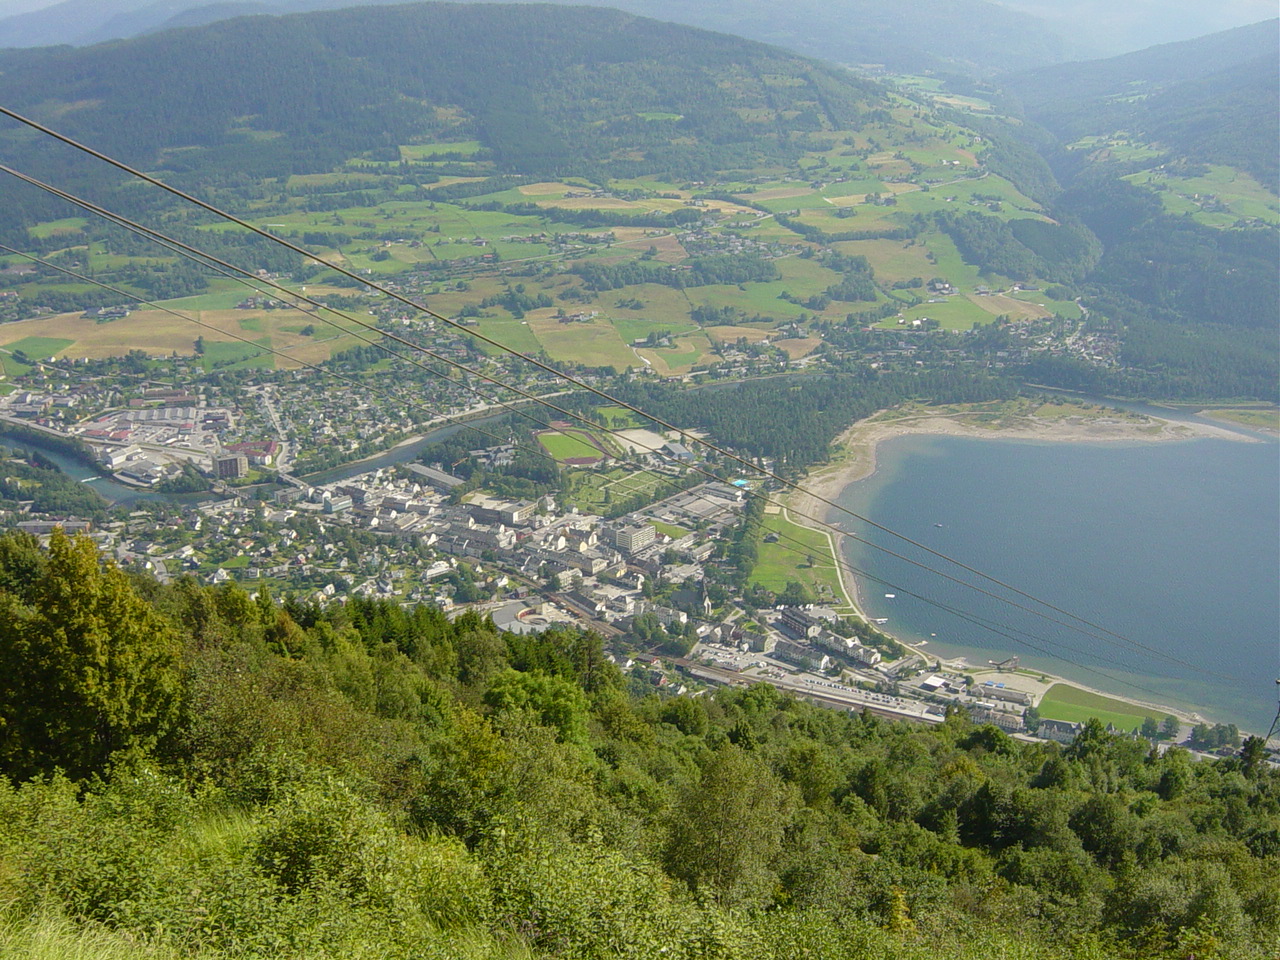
[0,529,1275,958]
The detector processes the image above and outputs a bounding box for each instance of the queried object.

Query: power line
[0,242,557,462]
[12,159,1183,676]
[844,564,1186,702]
[0,213,1213,701]
[0,104,1148,644]
[20,216,1166,694]
[0,140,1243,686]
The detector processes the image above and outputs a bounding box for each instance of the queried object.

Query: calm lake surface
[832,432,1279,731]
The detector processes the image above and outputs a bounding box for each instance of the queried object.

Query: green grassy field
[5,281,103,300]
[739,218,812,242]
[204,554,252,571]
[1199,407,1280,431]
[203,198,566,257]
[1124,164,1279,227]
[564,466,668,512]
[1006,290,1082,319]
[637,336,709,376]
[599,285,691,325]
[1067,135,1164,163]
[26,218,87,239]
[821,177,896,201]
[595,405,645,428]
[472,317,542,356]
[938,175,1043,213]
[3,336,75,360]
[1,335,74,374]
[610,313,699,344]
[915,228,1005,291]
[1037,683,1159,732]
[932,93,994,113]
[529,316,638,371]
[686,256,845,321]
[749,511,851,609]
[832,238,935,284]
[650,521,689,539]
[200,339,273,371]
[160,281,271,312]
[882,297,994,331]
[537,429,604,462]
[400,141,484,159]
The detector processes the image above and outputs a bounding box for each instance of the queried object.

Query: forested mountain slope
[961,20,1280,399]
[0,529,1276,958]
[0,2,886,180]
[1008,17,1277,108]
[1005,19,1279,190]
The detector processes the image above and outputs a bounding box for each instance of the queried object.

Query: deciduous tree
[0,531,183,780]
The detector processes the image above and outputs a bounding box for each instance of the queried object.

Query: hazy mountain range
[0,0,1071,74]
[0,0,1274,70]
[1004,19,1280,190]
[994,0,1277,55]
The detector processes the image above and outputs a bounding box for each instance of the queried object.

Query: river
[0,414,499,506]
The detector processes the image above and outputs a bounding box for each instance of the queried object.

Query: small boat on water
[884,593,896,599]
[934,522,943,528]
[872,618,889,625]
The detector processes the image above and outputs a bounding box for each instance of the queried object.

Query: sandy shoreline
[785,407,1253,725]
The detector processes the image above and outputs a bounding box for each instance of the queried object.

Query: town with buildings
[0,386,1109,748]
[0,238,1187,752]
[0,290,1181,752]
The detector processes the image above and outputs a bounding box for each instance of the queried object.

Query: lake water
[832,431,1279,731]
[6,403,1276,728]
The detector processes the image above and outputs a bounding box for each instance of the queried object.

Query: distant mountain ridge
[1004,19,1280,190]
[0,0,1080,75]
[995,0,1278,56]
[0,0,188,46]
[1007,19,1278,113]
[0,2,889,180]
[140,0,273,33]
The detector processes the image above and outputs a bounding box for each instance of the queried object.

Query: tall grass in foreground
[0,912,193,960]
[0,911,538,960]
